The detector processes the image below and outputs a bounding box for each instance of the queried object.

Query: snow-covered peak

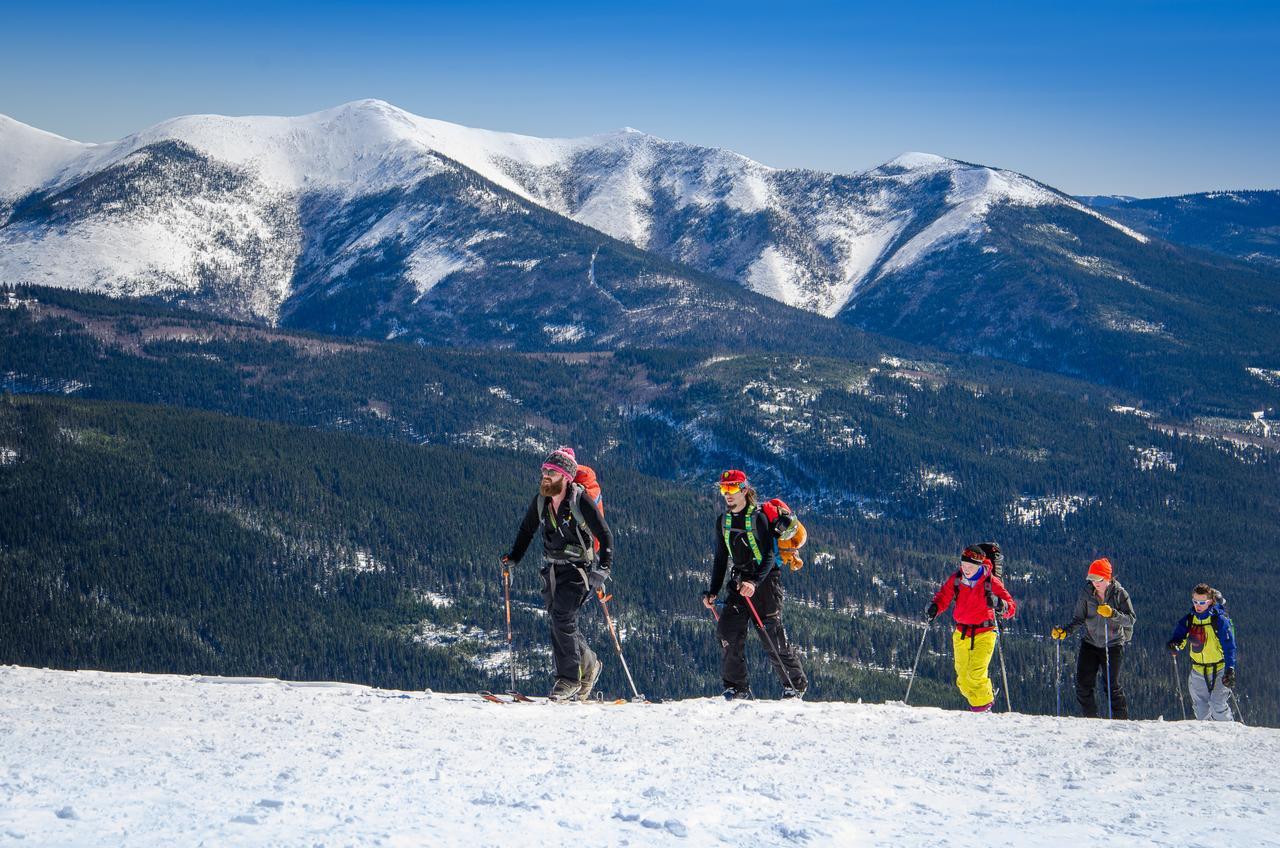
[877,151,955,173]
[0,114,91,198]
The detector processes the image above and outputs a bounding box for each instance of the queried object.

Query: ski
[478,691,510,704]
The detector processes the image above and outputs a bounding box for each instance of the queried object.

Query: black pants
[718,571,806,693]
[540,562,597,683]
[1076,642,1128,719]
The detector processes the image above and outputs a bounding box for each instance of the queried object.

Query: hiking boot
[548,677,581,703]
[577,652,602,701]
[781,686,806,700]
[722,687,754,701]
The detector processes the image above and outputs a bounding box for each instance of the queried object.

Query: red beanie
[1087,558,1113,581]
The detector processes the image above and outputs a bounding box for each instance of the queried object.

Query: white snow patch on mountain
[745,245,806,304]
[3,667,1277,847]
[406,248,469,299]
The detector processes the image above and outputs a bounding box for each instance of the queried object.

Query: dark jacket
[508,484,613,569]
[708,503,793,594]
[1063,580,1136,648]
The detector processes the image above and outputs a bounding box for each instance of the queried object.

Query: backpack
[539,464,604,562]
[721,497,808,570]
[767,498,807,571]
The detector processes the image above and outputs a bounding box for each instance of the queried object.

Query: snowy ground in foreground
[2,667,1277,847]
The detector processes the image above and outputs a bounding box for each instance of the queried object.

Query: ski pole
[1229,690,1247,725]
[992,615,1012,713]
[1170,653,1187,721]
[903,621,930,705]
[741,592,801,693]
[596,588,644,701]
[501,562,516,695]
[1103,618,1113,720]
[1054,638,1062,717]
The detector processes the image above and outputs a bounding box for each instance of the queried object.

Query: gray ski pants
[1188,667,1233,721]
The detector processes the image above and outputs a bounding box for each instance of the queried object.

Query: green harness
[723,506,764,565]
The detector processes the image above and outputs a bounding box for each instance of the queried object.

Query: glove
[500,554,514,569]
[925,603,939,621]
[1223,668,1236,688]
[989,595,1005,615]
[1050,627,1067,640]
[1166,639,1181,655]
[587,569,608,592]
[1096,604,1114,618]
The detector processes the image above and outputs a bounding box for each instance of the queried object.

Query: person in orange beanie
[1050,557,1137,718]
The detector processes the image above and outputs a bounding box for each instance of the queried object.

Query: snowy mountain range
[3,101,1279,409]
[0,99,1145,319]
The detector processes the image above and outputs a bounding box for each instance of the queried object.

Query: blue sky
[3,1,1277,196]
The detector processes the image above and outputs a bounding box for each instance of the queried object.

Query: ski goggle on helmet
[718,469,748,495]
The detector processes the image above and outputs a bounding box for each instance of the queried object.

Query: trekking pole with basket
[596,588,646,702]
[903,621,931,705]
[501,561,517,695]
[1104,618,1113,719]
[741,592,802,694]
[1170,652,1188,720]
[991,604,1012,713]
[1054,638,1063,717]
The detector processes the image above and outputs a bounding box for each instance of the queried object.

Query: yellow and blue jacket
[1168,603,1236,670]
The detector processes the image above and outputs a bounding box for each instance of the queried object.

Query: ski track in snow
[2,667,1278,847]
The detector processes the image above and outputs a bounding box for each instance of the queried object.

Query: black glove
[587,568,608,592]
[500,554,514,568]
[1166,639,1180,654]
[704,591,718,604]
[1223,668,1236,688]
[989,595,1006,615]
[925,602,939,621]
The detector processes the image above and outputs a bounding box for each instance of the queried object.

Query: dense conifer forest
[2,286,1276,724]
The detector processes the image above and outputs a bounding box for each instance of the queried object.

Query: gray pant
[1188,667,1234,721]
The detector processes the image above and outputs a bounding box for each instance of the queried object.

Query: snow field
[3,666,1278,847]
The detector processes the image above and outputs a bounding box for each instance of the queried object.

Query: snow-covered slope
[3,666,1277,847]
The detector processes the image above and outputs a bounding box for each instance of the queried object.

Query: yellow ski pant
[952,629,997,707]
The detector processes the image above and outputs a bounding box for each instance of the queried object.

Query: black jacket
[708,504,792,594]
[508,485,613,569]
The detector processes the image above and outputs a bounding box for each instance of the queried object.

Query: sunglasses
[1087,575,1106,583]
[1191,598,1211,607]
[718,482,744,495]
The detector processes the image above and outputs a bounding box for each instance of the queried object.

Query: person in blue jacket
[1167,583,1237,721]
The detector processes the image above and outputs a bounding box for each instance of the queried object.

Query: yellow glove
[1050,627,1067,640]
[1096,604,1113,618]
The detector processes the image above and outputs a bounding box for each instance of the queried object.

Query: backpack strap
[723,506,764,566]
[541,485,595,564]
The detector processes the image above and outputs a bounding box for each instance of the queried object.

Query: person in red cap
[926,544,1016,712]
[503,447,612,702]
[702,469,807,699]
[1050,557,1137,719]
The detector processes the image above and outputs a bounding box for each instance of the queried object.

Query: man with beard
[503,447,612,702]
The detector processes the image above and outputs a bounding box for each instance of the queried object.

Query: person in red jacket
[926,545,1017,712]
